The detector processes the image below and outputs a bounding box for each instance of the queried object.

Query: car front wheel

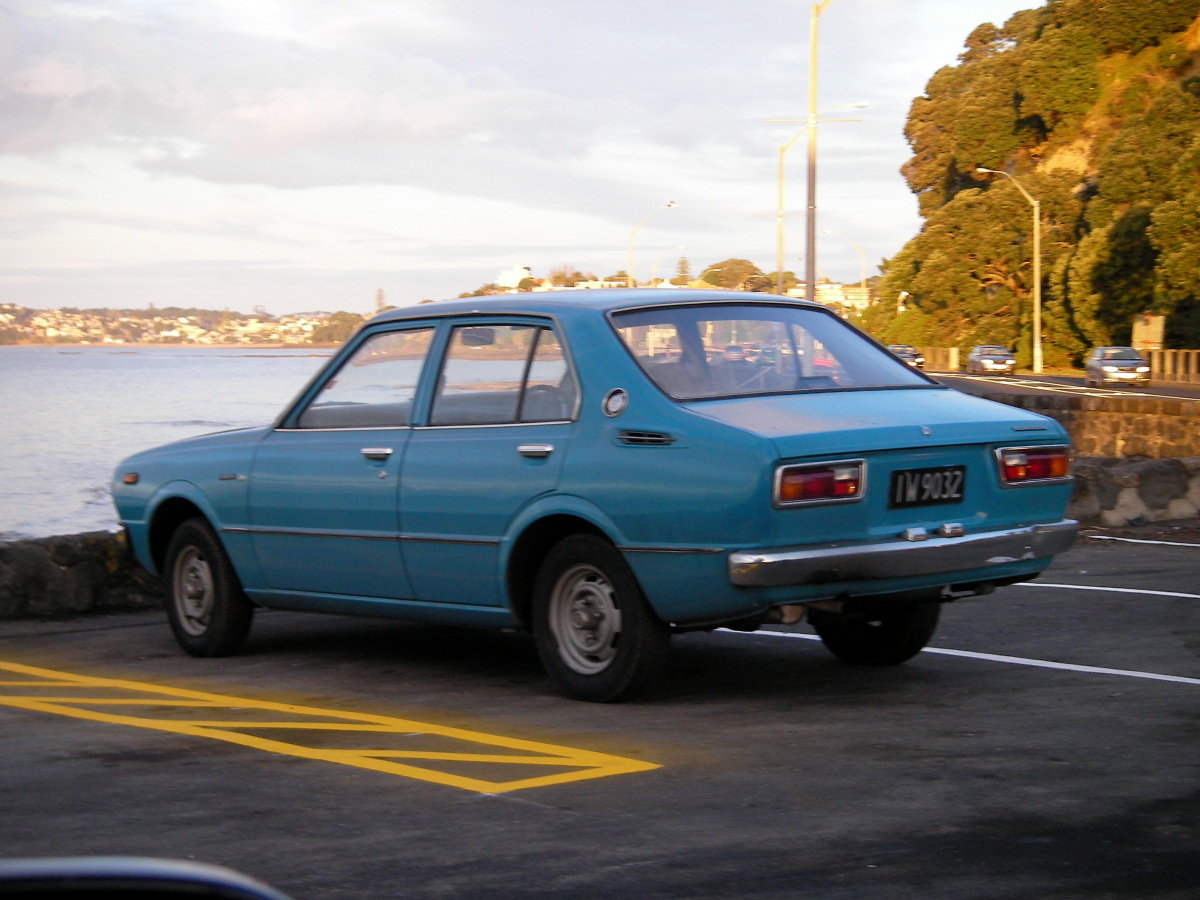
[164,518,253,657]
[532,535,669,702]
[808,600,941,666]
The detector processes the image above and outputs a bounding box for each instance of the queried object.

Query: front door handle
[361,447,394,460]
[517,443,554,458]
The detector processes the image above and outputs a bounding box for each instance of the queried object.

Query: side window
[522,329,572,422]
[430,324,573,426]
[296,328,434,428]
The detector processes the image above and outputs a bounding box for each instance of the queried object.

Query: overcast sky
[1,0,1036,315]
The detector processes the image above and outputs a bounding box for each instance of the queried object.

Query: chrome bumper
[727,519,1078,588]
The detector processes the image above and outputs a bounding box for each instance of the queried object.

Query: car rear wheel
[532,535,669,702]
[808,600,941,666]
[164,518,253,657]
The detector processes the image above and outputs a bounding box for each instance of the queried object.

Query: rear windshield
[611,303,932,400]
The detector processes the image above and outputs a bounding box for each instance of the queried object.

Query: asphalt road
[2,528,1198,900]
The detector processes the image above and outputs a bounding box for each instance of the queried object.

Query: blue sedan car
[113,290,1077,701]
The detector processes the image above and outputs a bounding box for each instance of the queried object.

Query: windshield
[1102,348,1142,360]
[611,303,931,400]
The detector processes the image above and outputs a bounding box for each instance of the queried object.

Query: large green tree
[882,1,1200,359]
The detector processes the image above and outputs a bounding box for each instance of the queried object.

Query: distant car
[721,343,746,362]
[112,289,1076,702]
[1084,346,1150,387]
[887,344,925,369]
[966,345,1016,375]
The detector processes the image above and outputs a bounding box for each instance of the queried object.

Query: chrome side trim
[618,545,726,555]
[220,526,497,547]
[727,519,1078,588]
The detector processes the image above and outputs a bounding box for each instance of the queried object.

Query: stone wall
[956,390,1200,459]
[1069,457,1200,527]
[0,530,162,620]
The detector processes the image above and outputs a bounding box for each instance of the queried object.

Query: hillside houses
[0,304,331,345]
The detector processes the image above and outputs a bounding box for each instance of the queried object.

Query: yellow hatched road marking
[0,661,659,793]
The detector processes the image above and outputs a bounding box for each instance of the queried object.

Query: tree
[885,2,1200,361]
[701,259,766,290]
[673,256,691,285]
[311,312,364,344]
[1016,23,1100,136]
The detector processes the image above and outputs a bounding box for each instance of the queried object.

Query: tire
[808,600,941,666]
[164,518,253,657]
[532,535,669,702]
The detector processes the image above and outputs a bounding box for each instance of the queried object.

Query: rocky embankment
[0,530,162,620]
[1,455,1198,620]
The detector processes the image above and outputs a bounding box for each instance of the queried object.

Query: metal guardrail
[1147,349,1200,384]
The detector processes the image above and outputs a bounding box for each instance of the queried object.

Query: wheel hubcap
[549,564,622,675]
[173,547,213,636]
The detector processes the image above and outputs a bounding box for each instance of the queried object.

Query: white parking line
[732,630,1200,687]
[1083,535,1200,549]
[1018,582,1200,600]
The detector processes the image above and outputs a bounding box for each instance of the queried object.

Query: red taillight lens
[997,446,1070,484]
[776,461,864,506]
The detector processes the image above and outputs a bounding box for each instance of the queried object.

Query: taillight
[775,460,864,506]
[996,445,1070,485]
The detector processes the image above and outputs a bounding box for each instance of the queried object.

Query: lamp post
[976,167,1042,373]
[770,102,863,295]
[821,228,866,294]
[626,201,677,288]
[774,131,804,294]
[805,0,832,304]
[649,245,687,285]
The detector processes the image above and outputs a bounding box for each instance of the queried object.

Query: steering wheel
[523,384,566,419]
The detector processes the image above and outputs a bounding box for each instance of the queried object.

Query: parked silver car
[1084,346,1150,387]
[966,345,1016,375]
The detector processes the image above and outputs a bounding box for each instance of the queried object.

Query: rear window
[611,303,931,400]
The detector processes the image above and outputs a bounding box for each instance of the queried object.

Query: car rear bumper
[727,519,1078,588]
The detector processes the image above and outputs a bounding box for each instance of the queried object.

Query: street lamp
[769,103,864,295]
[976,167,1043,373]
[805,0,832,305]
[626,201,677,288]
[821,228,866,295]
[649,245,687,285]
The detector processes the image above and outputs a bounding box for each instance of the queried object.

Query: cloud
[0,0,1033,313]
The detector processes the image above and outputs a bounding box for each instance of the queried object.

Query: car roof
[367,288,826,324]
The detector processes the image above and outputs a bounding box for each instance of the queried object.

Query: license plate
[889,465,965,508]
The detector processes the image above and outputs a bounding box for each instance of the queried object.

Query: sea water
[0,345,333,539]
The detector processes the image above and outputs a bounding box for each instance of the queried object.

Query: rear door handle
[361,447,394,460]
[517,443,554,458]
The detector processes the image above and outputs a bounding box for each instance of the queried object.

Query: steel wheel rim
[548,563,622,675]
[172,546,213,636]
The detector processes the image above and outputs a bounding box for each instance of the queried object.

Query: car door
[399,320,575,606]
[247,326,435,600]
